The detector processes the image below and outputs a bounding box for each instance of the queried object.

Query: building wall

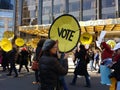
[0,0,15,40]
[20,0,119,25]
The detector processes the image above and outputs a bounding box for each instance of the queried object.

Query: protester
[88,48,96,71]
[18,46,29,73]
[39,39,68,90]
[108,43,120,90]
[6,45,18,77]
[1,49,9,72]
[70,45,91,88]
[0,47,3,64]
[32,38,46,84]
[94,50,100,70]
[100,41,114,85]
[28,47,32,66]
[100,42,114,65]
[58,52,68,90]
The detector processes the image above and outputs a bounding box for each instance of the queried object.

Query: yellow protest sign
[49,14,80,52]
[1,38,12,52]
[3,31,14,40]
[80,32,93,45]
[15,38,25,47]
[106,40,116,49]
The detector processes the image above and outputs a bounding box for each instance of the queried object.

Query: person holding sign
[108,43,120,90]
[39,39,68,90]
[101,42,114,65]
[100,42,114,85]
[70,45,91,88]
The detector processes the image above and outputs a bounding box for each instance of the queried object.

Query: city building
[0,0,15,39]
[17,0,120,39]
[19,0,120,25]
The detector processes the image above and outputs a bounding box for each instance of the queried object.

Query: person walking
[70,45,91,88]
[94,50,100,70]
[39,39,68,90]
[6,45,18,77]
[1,50,9,72]
[18,46,29,73]
[88,48,96,71]
[32,38,46,84]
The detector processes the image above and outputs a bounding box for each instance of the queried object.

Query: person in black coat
[39,39,68,90]
[32,38,46,84]
[6,46,18,77]
[70,45,91,88]
[18,47,29,73]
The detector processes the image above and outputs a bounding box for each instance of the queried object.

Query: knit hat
[42,39,56,51]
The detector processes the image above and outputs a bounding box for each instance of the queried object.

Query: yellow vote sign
[15,38,25,47]
[106,40,116,49]
[49,14,80,53]
[3,31,14,40]
[80,32,93,45]
[1,38,12,52]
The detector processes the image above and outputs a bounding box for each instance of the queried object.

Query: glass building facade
[19,0,120,25]
[0,0,15,39]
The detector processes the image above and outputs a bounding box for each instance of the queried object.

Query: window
[102,0,115,8]
[54,4,61,14]
[69,1,80,12]
[83,0,96,10]
[102,13,115,19]
[0,0,14,10]
[83,15,96,21]
[43,20,49,24]
[43,6,51,15]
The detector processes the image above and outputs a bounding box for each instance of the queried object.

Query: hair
[35,38,46,60]
[43,40,57,56]
[37,38,46,48]
[79,44,85,50]
[79,44,87,54]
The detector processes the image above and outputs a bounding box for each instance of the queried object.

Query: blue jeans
[60,77,68,90]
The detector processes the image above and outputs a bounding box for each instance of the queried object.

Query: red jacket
[101,42,114,60]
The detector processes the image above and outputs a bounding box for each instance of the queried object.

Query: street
[0,67,109,90]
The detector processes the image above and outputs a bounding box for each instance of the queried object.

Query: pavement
[0,65,109,90]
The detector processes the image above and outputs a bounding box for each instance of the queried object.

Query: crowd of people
[0,44,33,77]
[0,38,120,90]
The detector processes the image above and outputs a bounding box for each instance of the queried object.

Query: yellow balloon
[80,32,93,45]
[15,38,25,47]
[106,40,116,49]
[1,38,12,52]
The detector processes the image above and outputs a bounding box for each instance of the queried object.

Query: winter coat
[7,48,17,64]
[20,50,29,65]
[39,54,68,89]
[101,42,114,60]
[74,49,89,76]
[111,54,120,81]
